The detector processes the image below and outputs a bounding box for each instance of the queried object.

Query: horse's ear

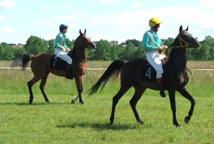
[186,26,189,31]
[79,29,82,35]
[84,29,86,35]
[179,25,183,33]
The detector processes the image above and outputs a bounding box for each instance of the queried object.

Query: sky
[0,0,214,44]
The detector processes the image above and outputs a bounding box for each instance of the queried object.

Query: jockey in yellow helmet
[141,17,168,97]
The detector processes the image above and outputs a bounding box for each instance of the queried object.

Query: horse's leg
[74,76,84,104]
[168,89,180,127]
[40,74,49,103]
[27,76,40,104]
[130,86,146,124]
[177,88,195,124]
[110,86,130,125]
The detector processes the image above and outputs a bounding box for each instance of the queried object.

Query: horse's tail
[21,54,35,70]
[12,54,34,70]
[89,60,125,95]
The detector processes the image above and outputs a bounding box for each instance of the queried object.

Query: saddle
[50,53,73,71]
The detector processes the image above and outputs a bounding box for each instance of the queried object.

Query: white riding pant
[146,51,165,78]
[55,49,72,65]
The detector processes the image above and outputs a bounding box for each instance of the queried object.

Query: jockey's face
[63,28,68,34]
[152,24,160,32]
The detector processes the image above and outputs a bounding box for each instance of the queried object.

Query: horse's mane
[164,37,187,70]
[71,38,78,53]
[68,37,78,57]
[164,37,179,64]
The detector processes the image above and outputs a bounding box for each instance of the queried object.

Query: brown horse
[90,26,200,127]
[16,30,95,104]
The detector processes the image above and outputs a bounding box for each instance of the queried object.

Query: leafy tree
[47,39,55,54]
[1,35,214,61]
[24,36,47,54]
[125,39,142,48]
[0,45,14,60]
[94,40,111,60]
[13,48,26,58]
[119,42,136,60]
[133,47,146,59]
[163,38,174,46]
[109,45,124,60]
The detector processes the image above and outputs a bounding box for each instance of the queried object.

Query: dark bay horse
[90,26,199,127]
[16,30,95,104]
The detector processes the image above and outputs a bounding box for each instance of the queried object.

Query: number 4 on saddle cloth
[140,62,157,82]
[140,55,166,82]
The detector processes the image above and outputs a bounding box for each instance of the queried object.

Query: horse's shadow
[0,102,71,106]
[56,122,139,131]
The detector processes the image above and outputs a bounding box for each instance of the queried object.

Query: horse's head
[175,25,200,49]
[76,29,96,49]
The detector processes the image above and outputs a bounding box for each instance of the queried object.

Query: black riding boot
[157,78,166,98]
[66,64,74,79]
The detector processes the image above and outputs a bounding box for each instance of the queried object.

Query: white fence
[1,67,214,71]
[0,67,106,71]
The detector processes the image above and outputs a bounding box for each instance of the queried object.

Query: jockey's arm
[66,48,70,52]
[157,45,168,53]
[57,45,66,51]
[157,39,168,53]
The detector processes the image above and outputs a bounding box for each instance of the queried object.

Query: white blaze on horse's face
[85,36,96,49]
[79,29,95,49]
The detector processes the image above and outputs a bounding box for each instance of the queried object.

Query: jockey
[142,17,168,97]
[54,24,73,78]
[55,24,72,65]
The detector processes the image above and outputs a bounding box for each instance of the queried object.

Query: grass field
[0,61,214,144]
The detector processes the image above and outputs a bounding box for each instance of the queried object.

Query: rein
[163,37,189,54]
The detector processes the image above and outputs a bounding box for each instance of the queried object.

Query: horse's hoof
[71,96,79,104]
[109,118,114,125]
[184,116,190,124]
[71,99,75,104]
[109,121,113,125]
[79,99,84,104]
[29,100,33,105]
[174,123,180,127]
[137,120,144,125]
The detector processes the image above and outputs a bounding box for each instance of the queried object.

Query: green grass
[2,60,214,68]
[0,67,214,144]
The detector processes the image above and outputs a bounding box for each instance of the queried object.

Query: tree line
[0,35,214,61]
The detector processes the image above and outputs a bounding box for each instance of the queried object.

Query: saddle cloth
[141,61,164,82]
[50,55,72,71]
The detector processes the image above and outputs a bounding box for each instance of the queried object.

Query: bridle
[173,36,190,49]
[162,36,190,56]
[171,36,193,75]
